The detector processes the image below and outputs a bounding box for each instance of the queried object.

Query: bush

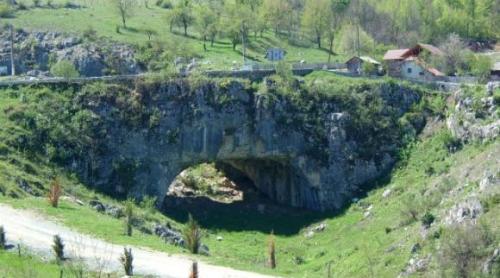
[32,0,41,7]
[52,235,64,263]
[0,3,13,18]
[439,223,496,277]
[470,55,492,82]
[120,247,133,276]
[83,26,97,41]
[50,60,79,78]
[183,214,202,254]
[139,196,157,214]
[48,177,62,208]
[362,62,377,76]
[421,212,435,228]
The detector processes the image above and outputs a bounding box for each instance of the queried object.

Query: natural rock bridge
[64,79,421,211]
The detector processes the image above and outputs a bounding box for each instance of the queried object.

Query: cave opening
[159,161,326,235]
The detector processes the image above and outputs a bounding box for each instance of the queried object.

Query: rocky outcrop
[14,78,422,211]
[447,83,500,142]
[0,28,141,77]
[47,79,419,211]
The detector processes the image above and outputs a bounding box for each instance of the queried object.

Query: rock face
[51,79,421,211]
[447,84,500,142]
[0,29,141,77]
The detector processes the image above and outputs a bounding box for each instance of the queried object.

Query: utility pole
[9,24,15,76]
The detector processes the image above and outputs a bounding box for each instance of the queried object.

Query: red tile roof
[417,43,444,56]
[383,49,410,60]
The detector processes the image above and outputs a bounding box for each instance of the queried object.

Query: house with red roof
[383,43,445,81]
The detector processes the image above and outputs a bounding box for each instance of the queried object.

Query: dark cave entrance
[159,161,325,235]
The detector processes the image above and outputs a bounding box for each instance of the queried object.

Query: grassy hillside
[2,0,341,70]
[0,75,498,277]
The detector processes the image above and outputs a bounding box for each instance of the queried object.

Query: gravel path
[0,204,274,278]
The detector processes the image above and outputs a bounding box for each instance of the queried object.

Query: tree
[222,3,252,51]
[47,177,62,208]
[260,0,292,36]
[302,0,330,49]
[124,199,134,236]
[113,0,135,29]
[167,0,194,36]
[52,235,65,264]
[182,213,202,254]
[194,4,218,51]
[326,0,349,62]
[120,247,133,276]
[50,60,79,79]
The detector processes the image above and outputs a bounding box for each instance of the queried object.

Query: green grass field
[4,0,346,70]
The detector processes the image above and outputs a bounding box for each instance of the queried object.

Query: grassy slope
[0,78,498,277]
[5,0,343,70]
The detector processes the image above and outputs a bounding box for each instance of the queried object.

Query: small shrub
[124,199,134,236]
[400,194,420,225]
[48,177,62,208]
[139,196,157,214]
[32,0,41,7]
[439,223,495,277]
[189,261,198,278]
[120,247,133,276]
[50,60,79,79]
[183,214,202,254]
[0,226,6,250]
[267,230,276,269]
[83,26,97,41]
[470,55,492,83]
[362,62,376,76]
[421,212,435,228]
[52,235,64,263]
[385,227,392,234]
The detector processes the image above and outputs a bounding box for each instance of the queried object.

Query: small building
[400,57,445,81]
[345,56,381,75]
[383,49,410,77]
[383,43,444,79]
[265,48,285,61]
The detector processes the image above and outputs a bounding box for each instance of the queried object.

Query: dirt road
[0,204,274,278]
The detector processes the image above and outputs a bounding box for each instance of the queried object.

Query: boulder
[444,198,483,225]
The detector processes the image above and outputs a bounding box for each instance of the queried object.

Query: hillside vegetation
[0,0,498,72]
[0,75,498,277]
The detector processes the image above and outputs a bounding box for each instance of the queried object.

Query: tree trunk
[183,19,188,36]
[121,11,126,28]
[210,36,215,47]
[317,33,321,49]
[10,25,15,76]
[328,37,334,63]
[203,35,207,51]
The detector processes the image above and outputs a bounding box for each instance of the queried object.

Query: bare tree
[113,0,135,29]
